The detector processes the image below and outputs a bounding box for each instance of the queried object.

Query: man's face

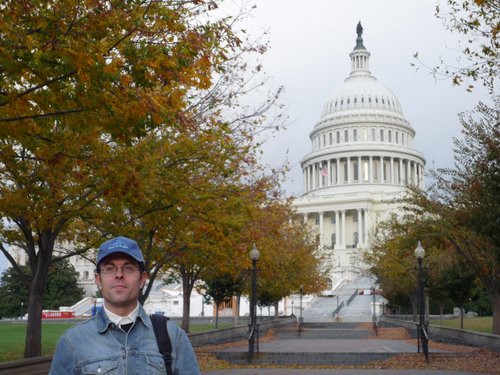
[95,253,147,315]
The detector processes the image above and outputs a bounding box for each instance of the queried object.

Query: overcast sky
[0,0,493,275]
[245,0,492,195]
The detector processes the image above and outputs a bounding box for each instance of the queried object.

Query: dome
[317,23,406,124]
[320,76,404,119]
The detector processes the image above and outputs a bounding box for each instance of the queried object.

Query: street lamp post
[299,284,303,322]
[291,300,294,315]
[248,244,260,364]
[415,241,429,363]
[20,301,24,319]
[372,286,377,335]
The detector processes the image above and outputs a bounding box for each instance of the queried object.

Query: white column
[327,159,331,186]
[319,212,324,248]
[304,167,308,192]
[312,164,317,190]
[335,210,340,248]
[358,156,362,183]
[303,213,308,224]
[336,159,340,185]
[347,157,351,184]
[413,161,417,185]
[369,156,373,183]
[399,159,403,185]
[341,210,346,246]
[364,209,369,245]
[406,159,410,185]
[390,157,394,184]
[319,163,323,188]
[357,208,362,247]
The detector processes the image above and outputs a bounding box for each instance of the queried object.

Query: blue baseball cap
[97,236,144,265]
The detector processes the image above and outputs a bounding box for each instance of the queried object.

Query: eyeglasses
[100,264,139,275]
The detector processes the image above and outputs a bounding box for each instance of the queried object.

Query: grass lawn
[0,320,232,362]
[0,322,75,362]
[429,316,493,334]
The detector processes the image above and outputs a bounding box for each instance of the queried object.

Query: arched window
[388,130,392,143]
[336,131,340,143]
[353,129,358,141]
[83,271,89,280]
[344,130,349,142]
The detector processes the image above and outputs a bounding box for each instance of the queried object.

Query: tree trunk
[460,304,464,329]
[493,288,500,335]
[181,270,192,333]
[215,302,219,329]
[24,234,53,358]
[234,294,240,326]
[409,293,418,322]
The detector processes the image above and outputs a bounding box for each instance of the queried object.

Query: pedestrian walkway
[200,322,491,375]
[204,370,484,375]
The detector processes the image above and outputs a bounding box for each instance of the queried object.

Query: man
[50,236,201,374]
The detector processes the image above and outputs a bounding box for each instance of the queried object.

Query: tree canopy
[366,98,500,333]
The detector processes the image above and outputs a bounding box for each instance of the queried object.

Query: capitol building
[293,23,426,291]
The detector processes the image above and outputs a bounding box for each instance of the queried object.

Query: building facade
[293,23,426,291]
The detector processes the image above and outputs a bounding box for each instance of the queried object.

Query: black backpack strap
[150,314,173,375]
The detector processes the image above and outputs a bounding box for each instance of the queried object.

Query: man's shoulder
[63,317,97,337]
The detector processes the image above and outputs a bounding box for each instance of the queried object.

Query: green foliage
[433,0,499,92]
[43,261,84,310]
[203,273,243,307]
[367,98,500,333]
[0,266,30,319]
[0,260,83,318]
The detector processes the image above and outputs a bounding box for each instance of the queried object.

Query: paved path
[215,338,446,353]
[203,370,484,375]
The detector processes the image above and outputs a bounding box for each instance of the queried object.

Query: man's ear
[95,273,102,289]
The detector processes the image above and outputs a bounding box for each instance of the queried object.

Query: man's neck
[104,302,140,323]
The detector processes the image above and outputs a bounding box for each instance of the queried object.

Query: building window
[353,129,358,141]
[323,134,326,146]
[83,271,89,280]
[388,130,392,143]
[315,218,319,225]
[353,232,359,245]
[343,162,348,182]
[336,131,340,143]
[331,216,336,224]
[329,133,332,145]
[331,233,336,247]
[402,133,405,145]
[396,132,399,144]
[173,301,179,306]
[344,130,348,142]
[371,128,375,141]
[380,129,384,142]
[353,212,358,222]
[362,97,365,103]
[353,162,359,181]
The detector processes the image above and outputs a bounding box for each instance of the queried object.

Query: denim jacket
[49,306,200,374]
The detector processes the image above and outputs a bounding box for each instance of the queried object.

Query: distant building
[293,23,426,291]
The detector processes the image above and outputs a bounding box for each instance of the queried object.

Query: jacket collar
[96,304,151,333]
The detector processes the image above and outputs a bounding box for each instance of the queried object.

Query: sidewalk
[200,331,492,375]
[204,370,485,375]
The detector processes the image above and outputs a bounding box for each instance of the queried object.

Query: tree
[203,273,243,328]
[367,98,500,333]
[0,260,83,318]
[414,0,499,92]
[0,0,244,357]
